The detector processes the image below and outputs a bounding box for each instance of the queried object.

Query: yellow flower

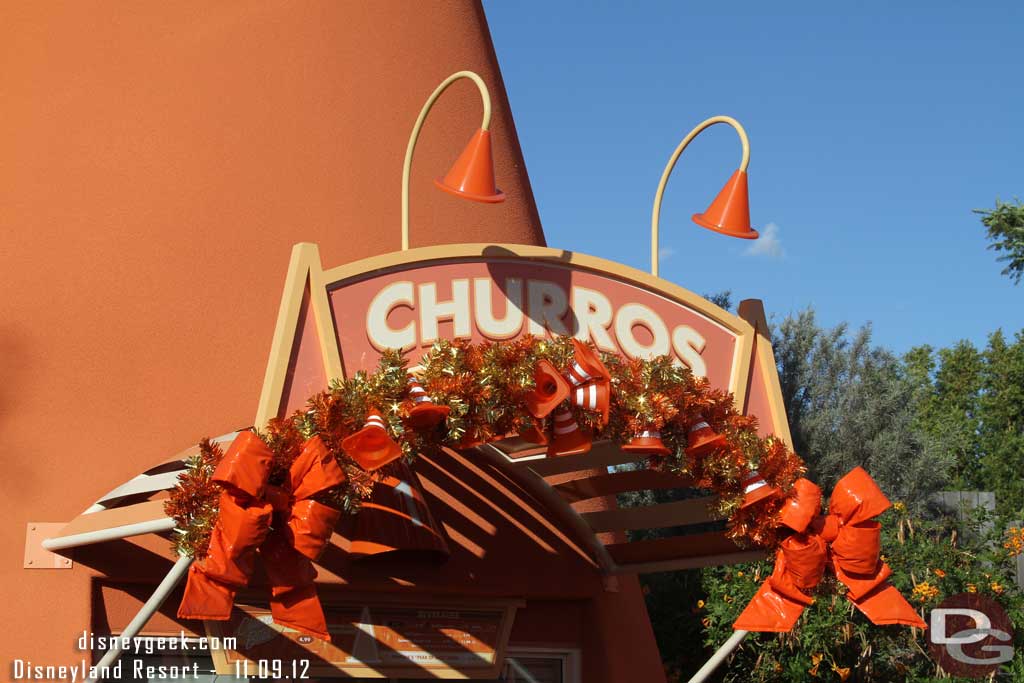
[893,501,906,512]
[811,653,823,666]
[1004,527,1024,556]
[736,571,744,578]
[991,581,1004,594]
[933,568,946,578]
[696,600,705,609]
[966,584,978,593]
[912,581,940,602]
[832,664,851,681]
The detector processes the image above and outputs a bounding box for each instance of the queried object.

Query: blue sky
[482,1,1023,353]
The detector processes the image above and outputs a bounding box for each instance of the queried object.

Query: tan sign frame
[253,242,790,448]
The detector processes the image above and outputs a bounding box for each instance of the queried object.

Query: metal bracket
[24,523,72,569]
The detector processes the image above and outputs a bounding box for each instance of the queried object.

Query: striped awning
[42,431,243,551]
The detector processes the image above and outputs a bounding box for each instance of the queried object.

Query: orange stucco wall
[0,3,665,682]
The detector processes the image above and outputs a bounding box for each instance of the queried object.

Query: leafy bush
[691,506,1023,682]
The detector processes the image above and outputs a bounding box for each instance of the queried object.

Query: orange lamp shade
[692,169,758,239]
[434,129,505,203]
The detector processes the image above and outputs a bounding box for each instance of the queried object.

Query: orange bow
[734,467,926,632]
[177,432,345,640]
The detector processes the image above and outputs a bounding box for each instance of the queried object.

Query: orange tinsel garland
[167,336,807,562]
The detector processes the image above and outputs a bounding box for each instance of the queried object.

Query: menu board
[206,599,522,678]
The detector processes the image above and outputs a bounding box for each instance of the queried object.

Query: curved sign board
[255,243,792,453]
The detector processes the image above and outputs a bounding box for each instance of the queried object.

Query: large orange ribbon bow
[177,432,345,640]
[734,467,926,632]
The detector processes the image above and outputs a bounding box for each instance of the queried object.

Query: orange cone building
[0,4,666,682]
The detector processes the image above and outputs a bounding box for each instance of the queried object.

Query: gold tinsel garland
[166,335,804,558]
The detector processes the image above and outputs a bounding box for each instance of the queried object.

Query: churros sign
[254,243,792,452]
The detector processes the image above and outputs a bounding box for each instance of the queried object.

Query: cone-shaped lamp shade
[692,169,758,239]
[434,129,505,203]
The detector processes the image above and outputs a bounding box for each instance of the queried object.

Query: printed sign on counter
[206,598,522,678]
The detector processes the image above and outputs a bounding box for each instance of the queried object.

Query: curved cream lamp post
[650,115,758,278]
[647,116,759,683]
[401,70,505,250]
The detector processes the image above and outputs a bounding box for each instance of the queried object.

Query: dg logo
[929,593,1015,678]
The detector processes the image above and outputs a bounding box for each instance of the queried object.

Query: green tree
[975,198,1024,284]
[977,330,1024,518]
[772,310,954,509]
[904,342,984,488]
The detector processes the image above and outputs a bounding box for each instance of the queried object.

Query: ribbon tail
[177,495,271,621]
[271,584,330,641]
[833,558,927,628]
[177,565,236,621]
[261,530,330,641]
[733,579,813,632]
[849,583,927,628]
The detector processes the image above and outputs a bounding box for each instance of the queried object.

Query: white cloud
[659,246,675,261]
[744,222,784,258]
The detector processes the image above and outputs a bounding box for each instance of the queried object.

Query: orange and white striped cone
[622,428,671,456]
[341,409,403,472]
[567,339,611,425]
[571,379,610,424]
[405,375,450,429]
[685,415,728,458]
[547,408,591,457]
[740,469,779,509]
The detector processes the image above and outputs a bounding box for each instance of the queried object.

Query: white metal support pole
[687,629,749,683]
[42,518,177,551]
[85,554,194,683]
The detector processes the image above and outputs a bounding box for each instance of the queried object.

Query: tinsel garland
[166,335,805,558]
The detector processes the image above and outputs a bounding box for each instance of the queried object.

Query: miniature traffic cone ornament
[350,460,450,561]
[519,417,548,445]
[692,169,759,239]
[622,428,671,456]
[740,469,779,509]
[434,129,505,203]
[686,416,727,457]
[567,339,612,425]
[405,375,450,429]
[548,408,591,457]
[342,409,403,472]
[524,359,571,419]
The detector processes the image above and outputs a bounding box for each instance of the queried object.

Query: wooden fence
[932,490,1023,589]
